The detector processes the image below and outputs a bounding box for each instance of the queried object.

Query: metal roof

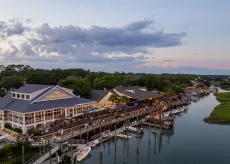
[0,84,96,113]
[114,86,161,100]
[90,90,111,101]
[13,84,54,94]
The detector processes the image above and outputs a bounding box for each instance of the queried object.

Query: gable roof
[90,90,111,101]
[13,84,54,94]
[33,87,76,103]
[114,86,161,100]
[0,84,96,113]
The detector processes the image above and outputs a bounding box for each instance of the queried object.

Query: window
[17,94,20,98]
[12,93,16,98]
[26,95,30,100]
[21,94,25,99]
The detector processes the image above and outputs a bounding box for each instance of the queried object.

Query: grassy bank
[204,92,230,124]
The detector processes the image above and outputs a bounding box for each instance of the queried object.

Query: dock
[142,121,172,130]
[68,121,139,149]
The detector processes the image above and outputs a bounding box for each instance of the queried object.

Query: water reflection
[84,93,230,164]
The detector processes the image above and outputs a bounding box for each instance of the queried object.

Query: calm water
[83,92,230,164]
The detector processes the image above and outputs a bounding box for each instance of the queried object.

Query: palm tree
[109,94,119,106]
[120,96,130,104]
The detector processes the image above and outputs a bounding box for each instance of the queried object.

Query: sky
[0,0,230,74]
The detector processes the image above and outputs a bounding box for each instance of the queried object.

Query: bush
[5,124,22,133]
[27,128,41,136]
[0,141,39,164]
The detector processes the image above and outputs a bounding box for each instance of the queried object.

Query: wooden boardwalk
[70,121,139,149]
[54,112,147,142]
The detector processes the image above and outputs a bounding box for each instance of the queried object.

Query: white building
[0,84,97,134]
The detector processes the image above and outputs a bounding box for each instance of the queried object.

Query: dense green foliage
[205,92,230,123]
[59,76,91,98]
[109,95,129,104]
[5,123,22,133]
[0,142,39,164]
[0,64,197,97]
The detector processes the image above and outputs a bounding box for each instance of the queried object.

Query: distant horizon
[1,64,230,76]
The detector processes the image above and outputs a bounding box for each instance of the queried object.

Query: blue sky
[0,0,229,74]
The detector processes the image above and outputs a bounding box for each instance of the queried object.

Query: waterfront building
[0,84,97,134]
[113,86,162,100]
[90,89,114,107]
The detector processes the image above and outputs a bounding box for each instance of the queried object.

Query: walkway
[54,110,148,142]
[24,144,60,164]
[0,129,17,141]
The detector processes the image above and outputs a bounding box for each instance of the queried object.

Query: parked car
[0,134,5,143]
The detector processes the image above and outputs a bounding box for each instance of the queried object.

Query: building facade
[90,90,114,107]
[0,84,97,134]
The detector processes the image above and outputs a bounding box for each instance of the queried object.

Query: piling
[136,115,139,152]
[49,148,51,164]
[22,145,24,164]
[100,119,103,153]
[71,124,73,164]
[56,152,58,164]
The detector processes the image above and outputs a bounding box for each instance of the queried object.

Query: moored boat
[127,126,144,133]
[148,118,174,128]
[117,133,132,139]
[73,147,91,161]
[102,130,112,138]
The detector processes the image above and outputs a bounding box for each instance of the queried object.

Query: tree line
[0,64,197,98]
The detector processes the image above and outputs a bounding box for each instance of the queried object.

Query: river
[83,92,230,164]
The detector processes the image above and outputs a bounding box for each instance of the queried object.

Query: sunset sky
[0,0,229,74]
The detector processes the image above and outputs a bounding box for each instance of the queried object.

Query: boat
[170,109,181,115]
[148,118,174,128]
[126,126,144,133]
[191,96,200,102]
[102,130,111,138]
[153,115,175,121]
[73,147,91,161]
[117,133,132,139]
[92,139,99,147]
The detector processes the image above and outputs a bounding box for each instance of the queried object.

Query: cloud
[126,20,154,31]
[162,59,175,62]
[0,18,186,65]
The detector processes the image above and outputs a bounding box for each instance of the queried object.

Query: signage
[46,91,67,99]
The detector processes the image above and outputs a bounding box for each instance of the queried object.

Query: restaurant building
[0,84,97,134]
[113,86,162,100]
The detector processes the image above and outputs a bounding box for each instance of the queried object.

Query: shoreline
[204,91,230,125]
[203,117,230,125]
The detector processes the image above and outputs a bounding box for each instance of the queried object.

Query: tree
[119,96,130,104]
[58,76,91,98]
[109,94,119,103]
[0,76,24,90]
[166,88,175,96]
[0,88,6,97]
[86,72,99,88]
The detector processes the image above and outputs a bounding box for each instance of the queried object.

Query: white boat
[74,147,91,161]
[117,133,132,139]
[171,109,181,115]
[92,139,99,147]
[102,130,111,138]
[180,106,188,112]
[127,126,144,133]
[191,96,199,102]
[161,112,171,117]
